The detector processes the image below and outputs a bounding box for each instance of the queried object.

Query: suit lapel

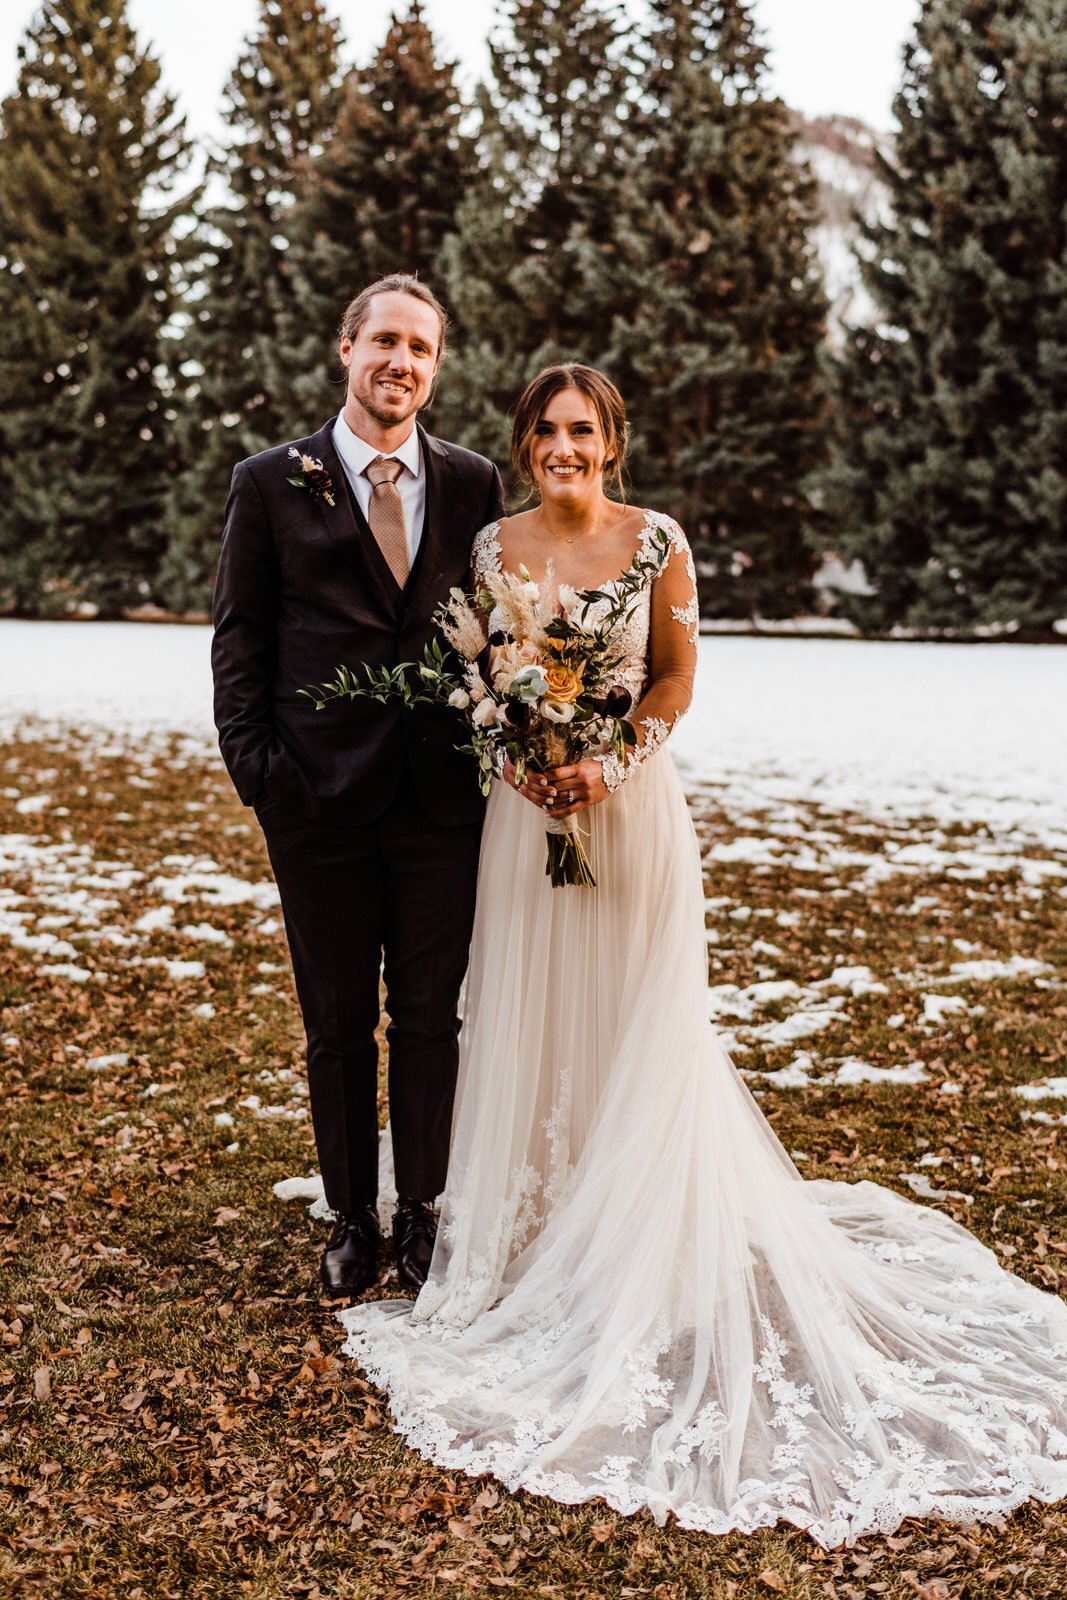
[303,419,401,616]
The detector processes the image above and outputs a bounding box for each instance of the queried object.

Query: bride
[339,363,1067,1547]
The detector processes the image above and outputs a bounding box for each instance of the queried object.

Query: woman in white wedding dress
[340,365,1067,1548]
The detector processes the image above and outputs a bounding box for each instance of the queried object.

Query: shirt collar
[332,411,422,481]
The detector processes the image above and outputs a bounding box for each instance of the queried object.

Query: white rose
[557,583,579,614]
[448,688,471,710]
[542,699,575,724]
[521,581,540,602]
[472,697,499,727]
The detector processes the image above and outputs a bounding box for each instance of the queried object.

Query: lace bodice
[470,510,699,788]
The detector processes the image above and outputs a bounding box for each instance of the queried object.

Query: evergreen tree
[0,0,193,616]
[611,0,829,617]
[272,1,473,426]
[824,0,1067,633]
[435,0,634,466]
[159,0,342,613]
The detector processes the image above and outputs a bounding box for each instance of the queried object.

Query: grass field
[1,728,1065,1599]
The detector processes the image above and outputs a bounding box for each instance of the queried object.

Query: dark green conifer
[0,0,193,616]
[825,0,1067,633]
[436,0,633,466]
[273,1,473,426]
[159,0,342,613]
[611,0,829,617]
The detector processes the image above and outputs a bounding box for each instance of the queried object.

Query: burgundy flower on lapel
[286,447,336,507]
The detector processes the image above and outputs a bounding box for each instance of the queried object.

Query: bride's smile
[530,389,608,506]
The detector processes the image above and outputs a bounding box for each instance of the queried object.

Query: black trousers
[256,780,482,1215]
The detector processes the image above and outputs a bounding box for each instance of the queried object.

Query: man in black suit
[211,275,504,1297]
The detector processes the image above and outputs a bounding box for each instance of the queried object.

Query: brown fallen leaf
[119,1389,147,1412]
[759,1573,788,1594]
[33,1365,51,1401]
[903,1576,956,1600]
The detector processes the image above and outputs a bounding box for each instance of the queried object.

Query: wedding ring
[565,790,574,804]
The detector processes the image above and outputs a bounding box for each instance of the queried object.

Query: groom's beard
[352,380,422,431]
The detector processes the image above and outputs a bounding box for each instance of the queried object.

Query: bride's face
[531,389,608,505]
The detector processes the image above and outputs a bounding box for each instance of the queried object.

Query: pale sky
[1,0,920,138]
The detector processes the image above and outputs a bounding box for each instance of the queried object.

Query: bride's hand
[503,760,558,809]
[542,759,608,818]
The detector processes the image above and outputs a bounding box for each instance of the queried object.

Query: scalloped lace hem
[341,1323,1067,1549]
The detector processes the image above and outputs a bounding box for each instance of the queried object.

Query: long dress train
[339,515,1067,1548]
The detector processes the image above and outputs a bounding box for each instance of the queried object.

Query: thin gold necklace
[537,509,601,546]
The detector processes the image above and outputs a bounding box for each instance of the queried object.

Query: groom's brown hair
[339,274,450,361]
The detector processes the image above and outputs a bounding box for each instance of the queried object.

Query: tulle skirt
[341,755,1067,1547]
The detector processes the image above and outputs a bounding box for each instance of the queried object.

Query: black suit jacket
[211,418,505,826]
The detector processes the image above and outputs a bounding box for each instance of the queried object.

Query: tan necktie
[364,456,409,586]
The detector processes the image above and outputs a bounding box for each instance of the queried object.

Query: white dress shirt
[331,412,426,568]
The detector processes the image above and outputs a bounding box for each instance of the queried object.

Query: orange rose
[543,663,583,703]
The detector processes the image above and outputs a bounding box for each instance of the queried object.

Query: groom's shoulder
[235,427,328,481]
[422,429,498,481]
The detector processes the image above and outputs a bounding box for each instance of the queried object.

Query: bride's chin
[538,474,591,499]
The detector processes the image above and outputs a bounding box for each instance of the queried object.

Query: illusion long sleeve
[597,519,698,790]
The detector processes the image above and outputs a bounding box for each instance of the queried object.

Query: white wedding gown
[340,515,1067,1548]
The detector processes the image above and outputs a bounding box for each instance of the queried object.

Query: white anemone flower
[542,699,575,724]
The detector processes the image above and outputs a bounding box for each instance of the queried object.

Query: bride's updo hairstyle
[511,364,629,499]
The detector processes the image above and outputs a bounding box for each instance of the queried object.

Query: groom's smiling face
[339,291,442,439]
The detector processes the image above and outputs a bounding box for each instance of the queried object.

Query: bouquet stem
[544,814,596,888]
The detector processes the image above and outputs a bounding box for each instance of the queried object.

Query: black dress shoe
[393,1197,438,1292]
[320,1205,382,1298]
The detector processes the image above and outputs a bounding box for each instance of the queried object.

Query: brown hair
[339,274,449,361]
[511,364,629,496]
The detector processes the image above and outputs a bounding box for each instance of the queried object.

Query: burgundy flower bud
[593,686,632,718]
[504,697,531,731]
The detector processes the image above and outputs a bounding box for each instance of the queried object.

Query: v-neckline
[484,508,661,596]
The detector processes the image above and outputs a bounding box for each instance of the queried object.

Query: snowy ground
[2,620,1065,842]
[3,619,1065,1145]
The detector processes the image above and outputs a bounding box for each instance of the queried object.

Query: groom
[211,274,504,1297]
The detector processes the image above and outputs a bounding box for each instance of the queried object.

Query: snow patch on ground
[1013,1078,1067,1103]
[4,624,1067,842]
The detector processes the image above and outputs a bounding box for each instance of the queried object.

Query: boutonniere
[287,447,336,507]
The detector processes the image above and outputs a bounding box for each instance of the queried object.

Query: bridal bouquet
[301,529,670,886]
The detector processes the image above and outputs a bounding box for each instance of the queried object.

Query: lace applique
[664,1401,729,1466]
[642,511,699,647]
[541,1065,573,1210]
[599,714,675,792]
[471,521,502,587]
[621,1318,674,1432]
[671,593,700,643]
[415,1159,542,1329]
[341,1285,1067,1547]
